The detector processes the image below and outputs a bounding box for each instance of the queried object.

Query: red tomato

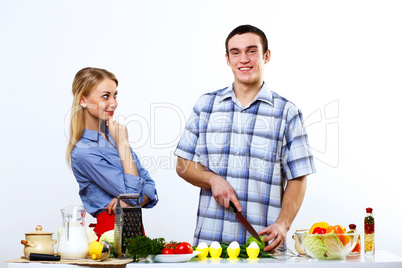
[165,242,178,249]
[162,248,175,254]
[174,242,193,254]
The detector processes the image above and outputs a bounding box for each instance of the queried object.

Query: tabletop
[6,250,402,268]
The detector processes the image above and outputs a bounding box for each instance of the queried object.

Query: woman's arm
[107,117,151,206]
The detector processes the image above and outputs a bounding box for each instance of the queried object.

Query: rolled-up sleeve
[131,150,158,208]
[72,147,158,210]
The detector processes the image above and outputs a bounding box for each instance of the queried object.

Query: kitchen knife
[230,201,262,243]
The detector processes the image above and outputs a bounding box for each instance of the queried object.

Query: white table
[6,251,402,268]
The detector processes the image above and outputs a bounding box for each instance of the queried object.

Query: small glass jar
[348,224,361,255]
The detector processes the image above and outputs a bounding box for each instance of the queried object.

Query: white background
[1,0,402,266]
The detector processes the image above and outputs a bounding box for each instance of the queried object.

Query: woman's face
[80,78,118,128]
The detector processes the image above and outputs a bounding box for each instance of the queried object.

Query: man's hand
[209,174,241,211]
[258,222,288,252]
[258,175,307,252]
[176,157,241,211]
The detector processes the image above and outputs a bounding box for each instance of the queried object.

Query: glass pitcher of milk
[57,205,88,258]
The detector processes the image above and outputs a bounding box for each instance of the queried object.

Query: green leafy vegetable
[239,243,248,259]
[258,250,275,258]
[99,230,115,247]
[302,233,349,260]
[302,235,327,259]
[246,236,267,251]
[125,235,166,262]
[219,242,229,258]
[322,233,346,260]
[99,230,115,256]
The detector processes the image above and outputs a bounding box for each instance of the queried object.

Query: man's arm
[258,175,307,252]
[176,157,242,211]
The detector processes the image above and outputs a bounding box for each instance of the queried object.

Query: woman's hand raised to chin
[107,117,129,147]
[107,116,139,177]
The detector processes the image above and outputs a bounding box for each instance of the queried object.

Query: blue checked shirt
[175,83,316,245]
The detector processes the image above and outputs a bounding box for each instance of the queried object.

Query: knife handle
[229,201,238,213]
[29,253,61,261]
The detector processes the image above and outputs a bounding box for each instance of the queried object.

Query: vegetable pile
[299,222,359,260]
[98,232,274,262]
[162,242,193,254]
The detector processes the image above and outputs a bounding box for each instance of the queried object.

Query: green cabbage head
[302,233,348,260]
[302,235,327,259]
[99,229,115,247]
[322,233,347,260]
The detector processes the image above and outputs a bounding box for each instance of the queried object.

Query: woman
[66,67,158,239]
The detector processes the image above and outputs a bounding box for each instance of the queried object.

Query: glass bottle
[364,207,375,256]
[348,223,361,255]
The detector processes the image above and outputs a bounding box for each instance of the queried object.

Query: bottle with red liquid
[364,207,375,255]
[348,224,361,255]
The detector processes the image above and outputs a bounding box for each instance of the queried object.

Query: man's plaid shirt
[175,83,316,245]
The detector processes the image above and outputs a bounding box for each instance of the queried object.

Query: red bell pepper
[312,227,326,234]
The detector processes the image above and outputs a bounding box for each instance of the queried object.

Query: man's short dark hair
[225,25,269,55]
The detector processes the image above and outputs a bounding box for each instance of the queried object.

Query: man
[175,25,315,252]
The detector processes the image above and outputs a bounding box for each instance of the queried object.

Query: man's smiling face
[225,32,270,88]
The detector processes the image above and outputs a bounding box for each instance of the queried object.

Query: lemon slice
[308,222,329,234]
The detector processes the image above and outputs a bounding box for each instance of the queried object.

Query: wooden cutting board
[6,257,134,266]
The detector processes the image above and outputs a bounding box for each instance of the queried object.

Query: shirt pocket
[248,134,281,183]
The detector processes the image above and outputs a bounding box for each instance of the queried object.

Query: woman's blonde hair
[66,67,118,166]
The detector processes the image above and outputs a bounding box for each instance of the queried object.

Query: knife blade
[230,201,262,243]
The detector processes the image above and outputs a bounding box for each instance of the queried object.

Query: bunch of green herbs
[125,235,166,262]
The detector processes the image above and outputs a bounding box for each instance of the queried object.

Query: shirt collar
[217,85,234,102]
[256,83,274,106]
[81,127,116,147]
[217,82,274,107]
[81,129,100,142]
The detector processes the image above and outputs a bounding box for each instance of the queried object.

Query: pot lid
[25,225,53,235]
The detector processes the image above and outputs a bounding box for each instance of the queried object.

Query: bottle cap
[366,207,373,213]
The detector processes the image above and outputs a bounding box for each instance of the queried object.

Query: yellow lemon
[209,247,222,259]
[308,222,330,234]
[196,247,209,259]
[227,247,240,259]
[88,241,103,260]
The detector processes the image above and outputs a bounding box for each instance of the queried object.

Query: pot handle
[21,240,37,248]
[52,239,57,246]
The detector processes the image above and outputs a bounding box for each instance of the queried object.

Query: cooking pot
[21,225,57,257]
